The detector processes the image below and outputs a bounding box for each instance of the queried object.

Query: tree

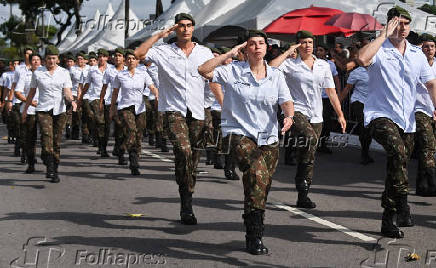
[0,0,85,45]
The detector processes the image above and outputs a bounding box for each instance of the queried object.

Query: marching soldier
[15,53,41,173]
[110,49,157,175]
[270,31,346,209]
[22,45,75,183]
[79,52,96,144]
[198,30,294,255]
[358,7,436,238]
[135,13,214,225]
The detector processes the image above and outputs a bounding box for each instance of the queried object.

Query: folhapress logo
[10,237,65,268]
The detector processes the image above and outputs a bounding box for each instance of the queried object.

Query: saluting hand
[381,16,399,38]
[228,42,247,58]
[160,24,178,39]
[287,43,301,56]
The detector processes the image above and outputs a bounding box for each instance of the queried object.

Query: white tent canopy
[64,9,101,53]
[57,17,77,51]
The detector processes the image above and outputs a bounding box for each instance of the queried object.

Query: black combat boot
[46,155,59,183]
[381,209,404,238]
[118,150,127,165]
[25,154,35,174]
[214,152,224,169]
[296,179,316,208]
[71,126,80,140]
[417,168,436,197]
[65,124,71,139]
[396,195,414,227]
[14,143,20,157]
[160,138,169,152]
[148,133,155,146]
[179,189,197,225]
[243,210,269,255]
[100,138,109,158]
[224,154,239,180]
[82,134,89,144]
[129,151,140,175]
[20,148,26,164]
[206,150,214,165]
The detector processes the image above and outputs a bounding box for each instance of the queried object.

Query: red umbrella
[264,6,354,37]
[324,13,383,31]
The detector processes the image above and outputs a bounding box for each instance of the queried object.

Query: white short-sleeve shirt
[2,71,15,101]
[364,39,435,132]
[279,55,335,123]
[69,65,88,97]
[103,65,126,105]
[347,67,369,104]
[322,59,338,99]
[15,67,39,115]
[145,42,214,120]
[213,61,293,146]
[415,58,436,117]
[30,66,72,115]
[84,64,113,102]
[113,68,154,115]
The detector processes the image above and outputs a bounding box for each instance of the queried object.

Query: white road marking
[142,150,173,162]
[143,148,377,243]
[272,202,377,242]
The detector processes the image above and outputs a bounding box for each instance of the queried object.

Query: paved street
[0,122,435,268]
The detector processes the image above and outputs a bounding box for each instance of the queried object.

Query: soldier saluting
[135,13,214,225]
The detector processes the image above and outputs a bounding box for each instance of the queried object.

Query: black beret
[387,6,412,22]
[45,45,59,56]
[175,13,195,26]
[296,30,314,40]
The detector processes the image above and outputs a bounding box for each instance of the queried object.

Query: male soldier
[100,47,126,164]
[3,58,20,147]
[15,53,41,173]
[64,53,76,139]
[69,51,88,140]
[22,45,75,182]
[358,7,436,238]
[79,48,113,157]
[79,52,96,144]
[135,13,214,225]
[414,34,436,197]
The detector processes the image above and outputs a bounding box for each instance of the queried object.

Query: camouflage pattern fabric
[369,117,414,212]
[89,99,105,139]
[211,110,222,151]
[164,110,204,193]
[104,104,124,153]
[145,97,155,136]
[23,114,37,160]
[415,112,436,188]
[229,134,279,213]
[10,103,21,143]
[37,111,67,164]
[156,111,168,139]
[291,111,323,187]
[81,99,94,137]
[202,107,214,148]
[120,106,146,154]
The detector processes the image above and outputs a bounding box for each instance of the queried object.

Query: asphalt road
[0,122,435,268]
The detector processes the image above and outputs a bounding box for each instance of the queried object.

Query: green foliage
[0,46,19,59]
[418,4,436,15]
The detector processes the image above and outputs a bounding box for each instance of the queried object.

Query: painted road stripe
[142,150,173,162]
[143,148,376,243]
[272,202,377,242]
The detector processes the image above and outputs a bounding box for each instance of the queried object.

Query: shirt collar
[241,60,273,83]
[384,38,418,55]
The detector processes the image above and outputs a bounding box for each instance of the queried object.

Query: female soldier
[110,49,158,175]
[15,54,41,173]
[198,30,295,255]
[270,31,346,209]
[22,45,75,183]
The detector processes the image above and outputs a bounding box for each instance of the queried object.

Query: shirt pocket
[258,88,278,106]
[233,81,254,103]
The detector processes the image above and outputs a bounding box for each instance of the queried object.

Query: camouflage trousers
[229,134,279,213]
[351,101,372,154]
[9,103,21,142]
[369,117,414,212]
[290,112,323,188]
[211,110,223,151]
[37,110,67,164]
[415,112,436,188]
[156,111,168,139]
[164,110,204,193]
[104,104,124,152]
[81,99,94,137]
[23,114,37,160]
[145,97,155,136]
[89,99,106,139]
[202,107,215,148]
[66,96,80,129]
[120,106,146,154]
